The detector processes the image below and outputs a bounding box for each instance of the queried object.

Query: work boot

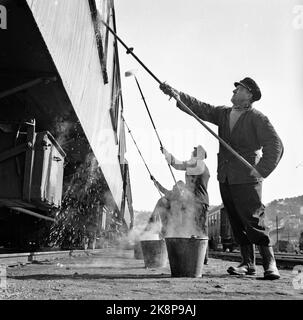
[227,244,256,276]
[257,245,280,280]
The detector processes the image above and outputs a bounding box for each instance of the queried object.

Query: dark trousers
[219,181,270,246]
[195,203,209,237]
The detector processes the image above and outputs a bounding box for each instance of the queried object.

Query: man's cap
[234,77,261,102]
[196,145,207,159]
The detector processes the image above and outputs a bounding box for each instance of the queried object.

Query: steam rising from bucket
[154,187,207,239]
[118,211,160,250]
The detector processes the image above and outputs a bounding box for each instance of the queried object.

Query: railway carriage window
[109,44,121,143]
[118,114,127,165]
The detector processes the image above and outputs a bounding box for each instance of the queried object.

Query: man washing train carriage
[146,174,210,264]
[160,77,283,280]
[161,145,210,236]
[161,145,210,264]
[146,145,210,240]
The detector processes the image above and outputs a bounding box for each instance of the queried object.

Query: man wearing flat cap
[160,77,284,280]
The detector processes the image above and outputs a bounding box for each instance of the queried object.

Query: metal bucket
[165,237,208,277]
[134,241,144,259]
[140,239,167,268]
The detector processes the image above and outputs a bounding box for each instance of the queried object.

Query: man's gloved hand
[159,83,180,99]
[150,175,155,181]
[153,179,160,188]
[162,147,169,157]
[162,148,172,165]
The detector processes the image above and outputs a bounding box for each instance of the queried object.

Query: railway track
[209,250,303,269]
[0,249,102,267]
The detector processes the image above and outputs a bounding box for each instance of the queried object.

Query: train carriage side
[0,0,133,251]
[208,205,237,251]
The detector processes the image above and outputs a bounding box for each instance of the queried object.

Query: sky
[114,0,303,212]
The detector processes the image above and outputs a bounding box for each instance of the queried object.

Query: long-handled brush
[121,115,162,197]
[102,20,259,175]
[125,70,177,184]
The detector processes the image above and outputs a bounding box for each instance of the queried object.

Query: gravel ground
[1,248,303,300]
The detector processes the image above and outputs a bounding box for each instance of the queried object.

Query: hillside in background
[265,195,303,224]
[264,195,303,243]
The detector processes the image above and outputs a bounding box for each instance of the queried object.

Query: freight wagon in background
[0,0,133,252]
[207,204,237,252]
[208,205,303,254]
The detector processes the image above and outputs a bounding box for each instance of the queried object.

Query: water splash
[49,152,118,248]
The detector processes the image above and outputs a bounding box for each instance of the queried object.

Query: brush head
[125,69,137,77]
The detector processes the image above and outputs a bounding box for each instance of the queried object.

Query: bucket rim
[140,239,165,243]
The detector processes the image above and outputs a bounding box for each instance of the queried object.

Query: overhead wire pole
[102,20,260,175]
[121,115,163,197]
[125,71,177,185]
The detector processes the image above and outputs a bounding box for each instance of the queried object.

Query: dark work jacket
[177,92,284,184]
[186,165,210,205]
